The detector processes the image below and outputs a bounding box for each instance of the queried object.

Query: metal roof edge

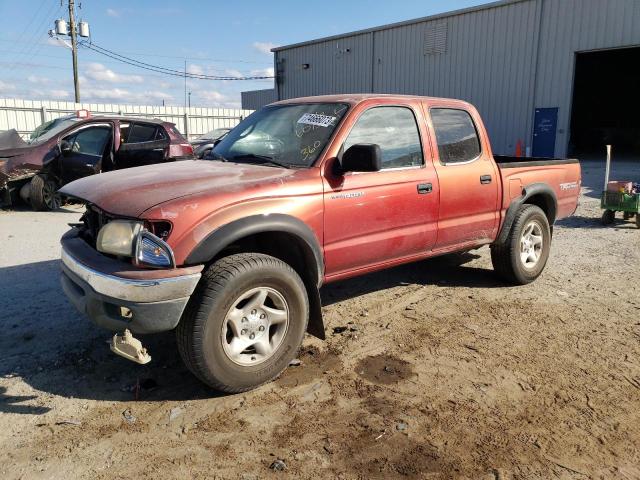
[271,0,530,52]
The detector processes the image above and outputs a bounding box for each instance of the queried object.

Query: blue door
[532,107,558,157]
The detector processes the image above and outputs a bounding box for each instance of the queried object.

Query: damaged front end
[0,129,42,207]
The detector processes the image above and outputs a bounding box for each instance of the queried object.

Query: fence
[0,98,253,140]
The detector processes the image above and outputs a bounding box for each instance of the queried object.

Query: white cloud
[0,80,16,92]
[106,8,120,17]
[27,75,49,85]
[47,37,70,48]
[186,64,204,76]
[197,90,226,102]
[84,87,173,104]
[224,69,244,79]
[84,63,144,84]
[252,42,277,55]
[49,89,70,99]
[251,67,275,78]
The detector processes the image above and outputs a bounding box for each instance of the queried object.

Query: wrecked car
[0,111,194,210]
[59,94,581,393]
[190,127,231,159]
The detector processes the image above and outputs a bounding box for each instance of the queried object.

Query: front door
[60,124,113,184]
[427,107,499,249]
[532,107,558,157]
[323,105,439,278]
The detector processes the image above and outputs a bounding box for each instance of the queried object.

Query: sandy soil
[1,160,639,479]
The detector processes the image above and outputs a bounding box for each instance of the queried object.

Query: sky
[0,0,491,109]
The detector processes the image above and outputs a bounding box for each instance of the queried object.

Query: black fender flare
[496,183,557,245]
[185,214,326,339]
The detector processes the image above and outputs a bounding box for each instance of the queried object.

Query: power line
[79,41,274,81]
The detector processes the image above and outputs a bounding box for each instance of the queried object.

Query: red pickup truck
[59,94,581,393]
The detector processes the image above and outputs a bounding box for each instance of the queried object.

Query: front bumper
[60,229,203,334]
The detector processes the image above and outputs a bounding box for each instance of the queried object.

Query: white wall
[0,98,253,140]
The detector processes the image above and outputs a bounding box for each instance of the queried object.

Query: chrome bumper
[60,241,202,334]
[61,247,201,303]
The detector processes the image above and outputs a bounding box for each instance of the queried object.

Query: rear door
[323,103,439,278]
[115,122,169,169]
[60,123,113,183]
[425,105,499,249]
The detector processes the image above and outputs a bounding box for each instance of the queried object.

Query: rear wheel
[491,204,551,285]
[176,253,309,393]
[30,174,61,211]
[601,209,615,225]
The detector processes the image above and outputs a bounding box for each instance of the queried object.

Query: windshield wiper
[230,153,291,169]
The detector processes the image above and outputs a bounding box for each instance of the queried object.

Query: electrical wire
[79,41,274,81]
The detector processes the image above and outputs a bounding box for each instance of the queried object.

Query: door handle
[480,175,492,184]
[417,183,432,194]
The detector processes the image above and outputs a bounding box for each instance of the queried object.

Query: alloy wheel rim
[43,181,60,209]
[520,220,543,268]
[221,286,289,366]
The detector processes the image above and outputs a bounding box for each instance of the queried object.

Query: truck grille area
[79,205,115,248]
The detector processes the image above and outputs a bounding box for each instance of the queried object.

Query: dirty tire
[601,209,615,225]
[176,253,309,393]
[29,174,60,211]
[491,204,551,285]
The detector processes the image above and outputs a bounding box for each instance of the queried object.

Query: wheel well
[210,231,325,340]
[211,231,317,283]
[523,193,556,224]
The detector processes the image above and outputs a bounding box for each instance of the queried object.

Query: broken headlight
[134,231,175,268]
[96,220,143,257]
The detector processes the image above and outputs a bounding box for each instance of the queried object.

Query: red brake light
[76,109,91,119]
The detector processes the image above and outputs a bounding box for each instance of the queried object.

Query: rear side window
[344,106,423,169]
[430,108,481,163]
[127,123,157,143]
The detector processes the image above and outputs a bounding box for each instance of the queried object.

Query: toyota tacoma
[59,94,581,392]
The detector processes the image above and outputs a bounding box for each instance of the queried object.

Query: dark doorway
[569,47,640,158]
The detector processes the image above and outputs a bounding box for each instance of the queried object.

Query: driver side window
[66,126,111,156]
[343,107,423,169]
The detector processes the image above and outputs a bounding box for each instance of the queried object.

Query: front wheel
[491,204,551,285]
[29,174,61,211]
[176,253,309,393]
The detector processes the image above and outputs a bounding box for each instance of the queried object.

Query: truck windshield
[211,103,349,167]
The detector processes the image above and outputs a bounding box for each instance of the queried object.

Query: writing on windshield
[212,103,348,167]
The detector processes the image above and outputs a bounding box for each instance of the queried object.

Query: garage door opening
[569,47,640,159]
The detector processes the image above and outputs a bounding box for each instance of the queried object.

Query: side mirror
[340,143,382,173]
[60,140,72,154]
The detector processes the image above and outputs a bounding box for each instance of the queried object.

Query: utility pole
[68,0,80,102]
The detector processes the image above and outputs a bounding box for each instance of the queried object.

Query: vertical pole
[184,60,187,109]
[183,112,189,140]
[68,0,80,103]
[604,145,612,192]
[40,106,48,124]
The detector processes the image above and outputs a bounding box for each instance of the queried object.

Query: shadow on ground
[0,250,504,409]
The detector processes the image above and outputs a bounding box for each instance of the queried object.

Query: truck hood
[59,160,300,218]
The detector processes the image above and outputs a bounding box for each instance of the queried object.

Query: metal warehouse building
[243,0,640,158]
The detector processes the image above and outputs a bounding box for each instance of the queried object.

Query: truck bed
[494,155,580,169]
[494,155,581,224]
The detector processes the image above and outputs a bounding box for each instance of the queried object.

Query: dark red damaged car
[0,111,194,210]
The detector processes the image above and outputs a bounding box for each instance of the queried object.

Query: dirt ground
[1,160,639,480]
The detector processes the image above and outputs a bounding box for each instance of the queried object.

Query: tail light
[168,143,193,158]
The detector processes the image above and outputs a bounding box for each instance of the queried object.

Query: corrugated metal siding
[0,98,253,140]
[534,0,640,156]
[241,89,277,110]
[277,32,374,99]
[272,0,640,156]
